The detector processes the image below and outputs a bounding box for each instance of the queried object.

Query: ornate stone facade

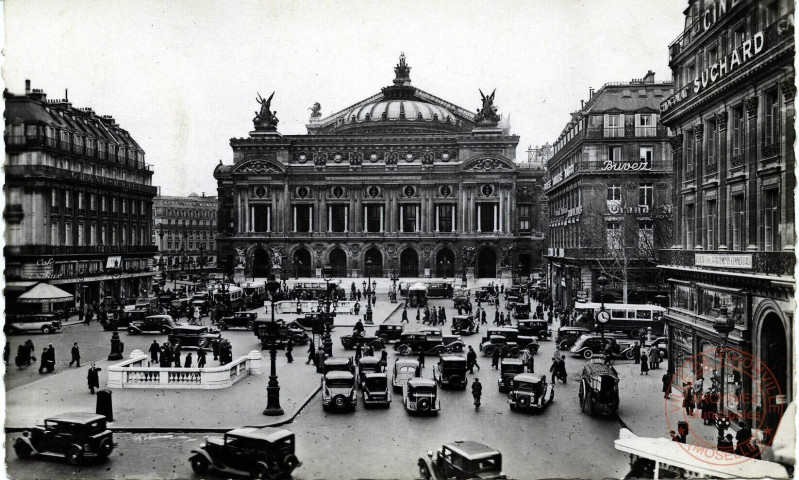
[214,57,546,281]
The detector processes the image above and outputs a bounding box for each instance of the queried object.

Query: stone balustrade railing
[107,349,263,389]
[266,299,358,315]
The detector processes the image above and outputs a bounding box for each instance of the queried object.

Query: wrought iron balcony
[4,244,159,257]
[659,248,795,276]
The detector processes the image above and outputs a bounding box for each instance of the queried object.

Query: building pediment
[460,155,515,172]
[231,159,285,175]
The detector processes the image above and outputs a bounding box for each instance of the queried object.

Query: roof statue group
[254,92,279,129]
[475,89,500,124]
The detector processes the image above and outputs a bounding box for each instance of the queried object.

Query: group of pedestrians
[13,339,37,369]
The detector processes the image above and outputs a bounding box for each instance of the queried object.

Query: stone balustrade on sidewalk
[107,349,263,389]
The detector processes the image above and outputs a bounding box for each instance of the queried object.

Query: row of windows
[4,150,152,186]
[549,183,654,214]
[548,220,654,251]
[163,241,215,251]
[682,189,779,252]
[157,207,216,218]
[48,223,149,247]
[50,188,149,215]
[553,113,660,155]
[7,123,146,165]
[156,218,216,226]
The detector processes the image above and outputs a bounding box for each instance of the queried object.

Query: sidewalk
[5,353,321,432]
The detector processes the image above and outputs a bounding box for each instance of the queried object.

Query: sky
[4,0,686,196]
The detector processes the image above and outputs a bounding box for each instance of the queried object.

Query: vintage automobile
[480,327,539,354]
[475,286,496,302]
[452,288,471,309]
[432,355,468,390]
[451,315,479,336]
[394,332,461,356]
[517,320,551,340]
[321,371,358,412]
[555,326,593,350]
[392,359,421,393]
[498,358,526,392]
[322,356,356,375]
[4,314,63,335]
[190,299,209,316]
[189,426,301,479]
[418,441,506,480]
[570,334,634,360]
[361,372,392,408]
[340,333,384,350]
[578,359,620,415]
[13,413,115,465]
[127,315,180,334]
[645,336,669,360]
[216,311,257,330]
[408,282,429,308]
[168,326,222,349]
[254,319,310,349]
[480,335,519,358]
[417,327,466,352]
[403,377,441,415]
[508,373,555,412]
[377,324,404,343]
[357,356,383,388]
[293,312,336,331]
[505,295,521,311]
[513,303,531,319]
[116,309,148,329]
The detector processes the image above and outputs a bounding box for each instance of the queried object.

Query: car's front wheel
[419,462,432,480]
[246,321,255,331]
[13,441,32,459]
[251,461,271,480]
[282,453,300,471]
[190,454,210,474]
[97,437,114,458]
[582,349,593,359]
[66,445,83,465]
[41,325,52,334]
[217,322,228,331]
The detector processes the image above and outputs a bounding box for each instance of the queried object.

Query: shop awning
[16,282,74,304]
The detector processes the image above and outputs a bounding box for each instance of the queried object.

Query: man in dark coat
[527,353,535,373]
[380,349,388,369]
[285,339,294,363]
[87,363,102,394]
[69,343,81,367]
[683,382,695,415]
[45,344,56,373]
[160,343,171,367]
[494,310,500,326]
[662,370,673,399]
[197,347,207,368]
[633,343,641,364]
[173,343,182,368]
[640,351,649,375]
[212,338,220,360]
[354,343,363,364]
[466,346,479,373]
[401,307,409,324]
[439,307,446,323]
[481,310,487,325]
[491,347,500,369]
[149,340,161,364]
[307,342,316,365]
[417,352,425,369]
[184,352,193,368]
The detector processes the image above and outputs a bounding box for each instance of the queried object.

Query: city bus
[573,302,666,339]
[399,281,453,299]
[242,281,266,308]
[212,284,244,311]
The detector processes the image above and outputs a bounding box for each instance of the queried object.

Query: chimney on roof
[580,100,584,110]
[25,79,30,94]
[65,88,68,102]
[643,70,655,84]
[589,87,595,99]
[28,88,47,102]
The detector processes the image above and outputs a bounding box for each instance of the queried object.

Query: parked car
[417,328,465,352]
[168,326,222,349]
[517,320,551,340]
[393,333,451,356]
[451,315,479,336]
[392,359,421,393]
[340,333,384,350]
[293,312,335,331]
[480,336,519,358]
[189,426,300,478]
[432,355,468,390]
[452,288,471,309]
[13,413,115,465]
[216,311,257,330]
[555,326,592,350]
[4,314,63,335]
[322,357,355,375]
[475,286,496,302]
[498,358,525,393]
[508,373,555,412]
[513,303,531,319]
[321,371,357,412]
[357,356,382,388]
[403,377,440,415]
[361,372,391,408]
[115,309,148,329]
[418,441,505,480]
[377,324,404,343]
[505,295,521,311]
[127,315,180,334]
[578,359,620,415]
[570,335,634,360]
[254,319,310,349]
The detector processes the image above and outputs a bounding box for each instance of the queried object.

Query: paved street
[5,288,638,479]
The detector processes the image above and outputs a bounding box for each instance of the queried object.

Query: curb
[4,385,322,434]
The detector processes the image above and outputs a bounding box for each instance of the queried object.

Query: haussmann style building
[152,193,219,273]
[658,0,795,440]
[214,55,547,282]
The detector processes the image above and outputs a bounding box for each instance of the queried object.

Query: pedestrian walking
[401,307,409,324]
[173,343,182,368]
[212,339,220,361]
[640,351,649,375]
[494,310,500,326]
[197,347,207,368]
[69,342,81,367]
[549,356,560,383]
[481,310,487,325]
[527,352,535,373]
[417,352,425,369]
[87,363,102,394]
[439,306,445,324]
[491,347,500,369]
[662,371,672,399]
[416,308,420,323]
[184,351,193,368]
[24,339,35,365]
[431,309,438,326]
[149,340,161,364]
[307,342,316,365]
[380,349,388,370]
[15,345,26,369]
[633,343,641,364]
[193,307,201,326]
[45,344,55,373]
[160,343,171,367]
[683,382,695,415]
[365,345,374,358]
[286,339,294,363]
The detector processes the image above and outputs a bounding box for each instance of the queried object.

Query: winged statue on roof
[254,91,279,127]
[475,89,500,124]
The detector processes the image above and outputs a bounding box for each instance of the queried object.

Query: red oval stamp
[662,345,784,466]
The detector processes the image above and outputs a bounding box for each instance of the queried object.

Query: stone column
[669,134,684,247]
[717,112,729,249]
[694,125,704,248]
[267,206,271,233]
[460,185,467,234]
[344,206,349,233]
[319,188,327,233]
[493,204,498,232]
[744,96,759,250]
[415,205,420,232]
[435,204,440,232]
[380,205,385,233]
[309,206,314,233]
[363,205,368,233]
[283,183,290,234]
[477,203,482,233]
[399,205,404,233]
[782,78,796,248]
[292,206,297,233]
[327,206,332,233]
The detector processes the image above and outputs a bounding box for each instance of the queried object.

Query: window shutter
[619,114,626,137]
[603,114,609,127]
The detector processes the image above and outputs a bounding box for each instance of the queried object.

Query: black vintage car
[216,312,257,331]
[451,315,479,336]
[452,288,471,309]
[418,441,505,480]
[14,413,115,465]
[377,324,404,343]
[475,286,496,302]
[361,372,391,408]
[555,326,592,350]
[498,358,526,392]
[340,333,384,350]
[508,373,555,412]
[517,320,551,340]
[403,377,440,415]
[168,326,222,349]
[322,371,358,412]
[254,319,310,349]
[127,315,180,334]
[480,335,519,358]
[189,426,301,479]
[357,356,382,388]
[513,303,531,319]
[322,357,356,375]
[432,355,468,390]
[393,333,454,356]
[293,312,336,331]
[480,327,539,354]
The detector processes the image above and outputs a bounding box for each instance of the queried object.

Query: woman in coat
[640,351,649,375]
[662,370,672,399]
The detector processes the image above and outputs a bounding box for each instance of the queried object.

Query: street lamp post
[364,259,374,325]
[596,274,609,350]
[713,308,735,423]
[263,275,284,416]
[390,266,399,303]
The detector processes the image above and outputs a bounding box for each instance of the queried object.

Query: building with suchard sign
[543,71,674,307]
[658,0,794,440]
[214,55,547,282]
[4,81,158,312]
